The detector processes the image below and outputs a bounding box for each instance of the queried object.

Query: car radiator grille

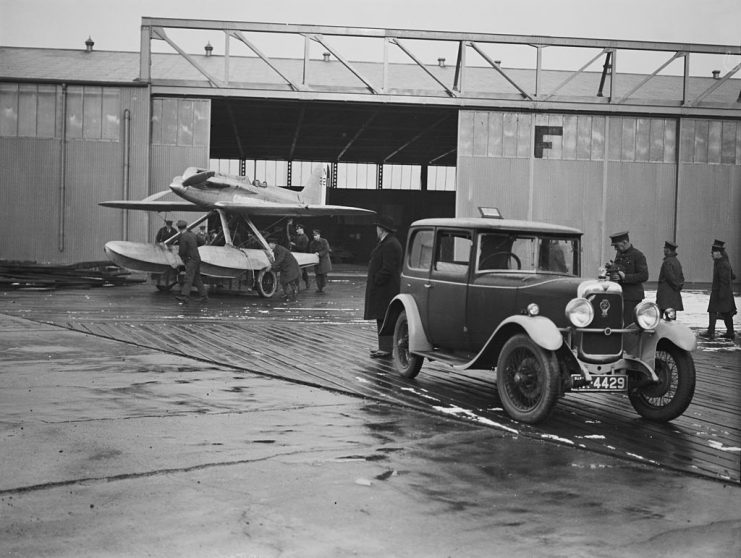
[579,292,623,361]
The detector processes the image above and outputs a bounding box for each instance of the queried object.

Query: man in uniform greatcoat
[609,231,648,326]
[656,240,684,313]
[309,229,332,294]
[364,215,403,359]
[702,239,737,340]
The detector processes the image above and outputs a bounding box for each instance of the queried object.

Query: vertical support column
[139,25,151,82]
[240,159,246,177]
[377,164,384,190]
[331,162,338,188]
[382,38,389,93]
[420,164,428,192]
[287,161,292,187]
[599,116,612,266]
[535,46,542,98]
[224,31,230,85]
[527,113,535,220]
[302,35,311,86]
[673,118,682,241]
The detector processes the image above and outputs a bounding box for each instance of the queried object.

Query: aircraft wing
[99,200,204,212]
[214,201,375,217]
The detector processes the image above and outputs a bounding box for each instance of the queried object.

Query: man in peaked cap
[175,220,208,304]
[609,230,648,325]
[656,240,684,314]
[703,239,737,340]
[364,215,403,359]
[155,219,177,244]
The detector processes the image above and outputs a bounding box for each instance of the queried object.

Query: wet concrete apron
[2,277,738,484]
[0,277,739,557]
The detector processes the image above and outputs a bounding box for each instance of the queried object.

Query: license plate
[571,374,627,392]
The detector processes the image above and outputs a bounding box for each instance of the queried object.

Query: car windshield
[477,233,579,275]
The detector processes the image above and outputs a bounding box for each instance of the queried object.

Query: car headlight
[634,301,661,330]
[565,298,593,327]
[526,303,540,316]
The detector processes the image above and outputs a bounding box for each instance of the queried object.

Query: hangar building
[1,18,740,283]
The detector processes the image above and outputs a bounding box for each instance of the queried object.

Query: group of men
[608,231,736,340]
[266,223,331,302]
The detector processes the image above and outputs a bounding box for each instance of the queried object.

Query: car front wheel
[496,334,560,424]
[628,342,695,422]
[392,311,424,378]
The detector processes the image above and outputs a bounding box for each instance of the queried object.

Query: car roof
[410,217,583,236]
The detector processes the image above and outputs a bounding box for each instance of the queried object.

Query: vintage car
[380,214,697,424]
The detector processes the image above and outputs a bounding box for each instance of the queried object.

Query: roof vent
[712,70,721,79]
[85,36,94,53]
[323,52,330,62]
[205,42,213,57]
[438,57,446,68]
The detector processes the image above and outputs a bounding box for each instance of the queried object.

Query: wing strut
[165,213,211,245]
[217,209,233,246]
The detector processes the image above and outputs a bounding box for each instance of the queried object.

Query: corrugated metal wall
[147,97,210,240]
[0,84,150,264]
[457,110,741,284]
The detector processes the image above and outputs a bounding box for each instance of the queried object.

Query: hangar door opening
[206,98,460,263]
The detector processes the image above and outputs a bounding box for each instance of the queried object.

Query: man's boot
[722,314,736,340]
[699,314,716,338]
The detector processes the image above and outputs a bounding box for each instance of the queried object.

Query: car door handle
[424,283,432,289]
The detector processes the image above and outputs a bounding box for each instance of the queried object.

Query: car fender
[380,294,433,353]
[624,320,697,363]
[497,315,564,351]
[465,315,563,370]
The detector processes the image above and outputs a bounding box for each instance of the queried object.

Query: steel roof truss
[307,34,379,94]
[467,42,533,100]
[383,114,451,162]
[542,48,610,101]
[389,38,457,98]
[337,111,379,161]
[228,30,303,92]
[616,52,686,104]
[152,27,223,87]
[689,61,741,106]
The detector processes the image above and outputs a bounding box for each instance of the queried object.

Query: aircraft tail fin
[297,165,328,206]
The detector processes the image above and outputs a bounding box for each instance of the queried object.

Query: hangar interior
[1,18,740,281]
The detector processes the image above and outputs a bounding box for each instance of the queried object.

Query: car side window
[434,230,472,275]
[407,229,434,271]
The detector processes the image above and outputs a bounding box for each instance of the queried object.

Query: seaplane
[100,165,375,297]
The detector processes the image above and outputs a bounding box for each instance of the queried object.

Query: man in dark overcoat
[267,237,300,301]
[656,240,684,313]
[290,221,311,290]
[309,228,332,294]
[364,215,403,359]
[609,231,648,326]
[703,239,737,340]
[175,220,208,303]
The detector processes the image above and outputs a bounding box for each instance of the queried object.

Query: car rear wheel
[496,334,560,424]
[392,311,424,378]
[255,269,277,298]
[628,342,695,422]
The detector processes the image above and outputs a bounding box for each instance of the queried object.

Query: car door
[402,227,435,331]
[426,228,473,351]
